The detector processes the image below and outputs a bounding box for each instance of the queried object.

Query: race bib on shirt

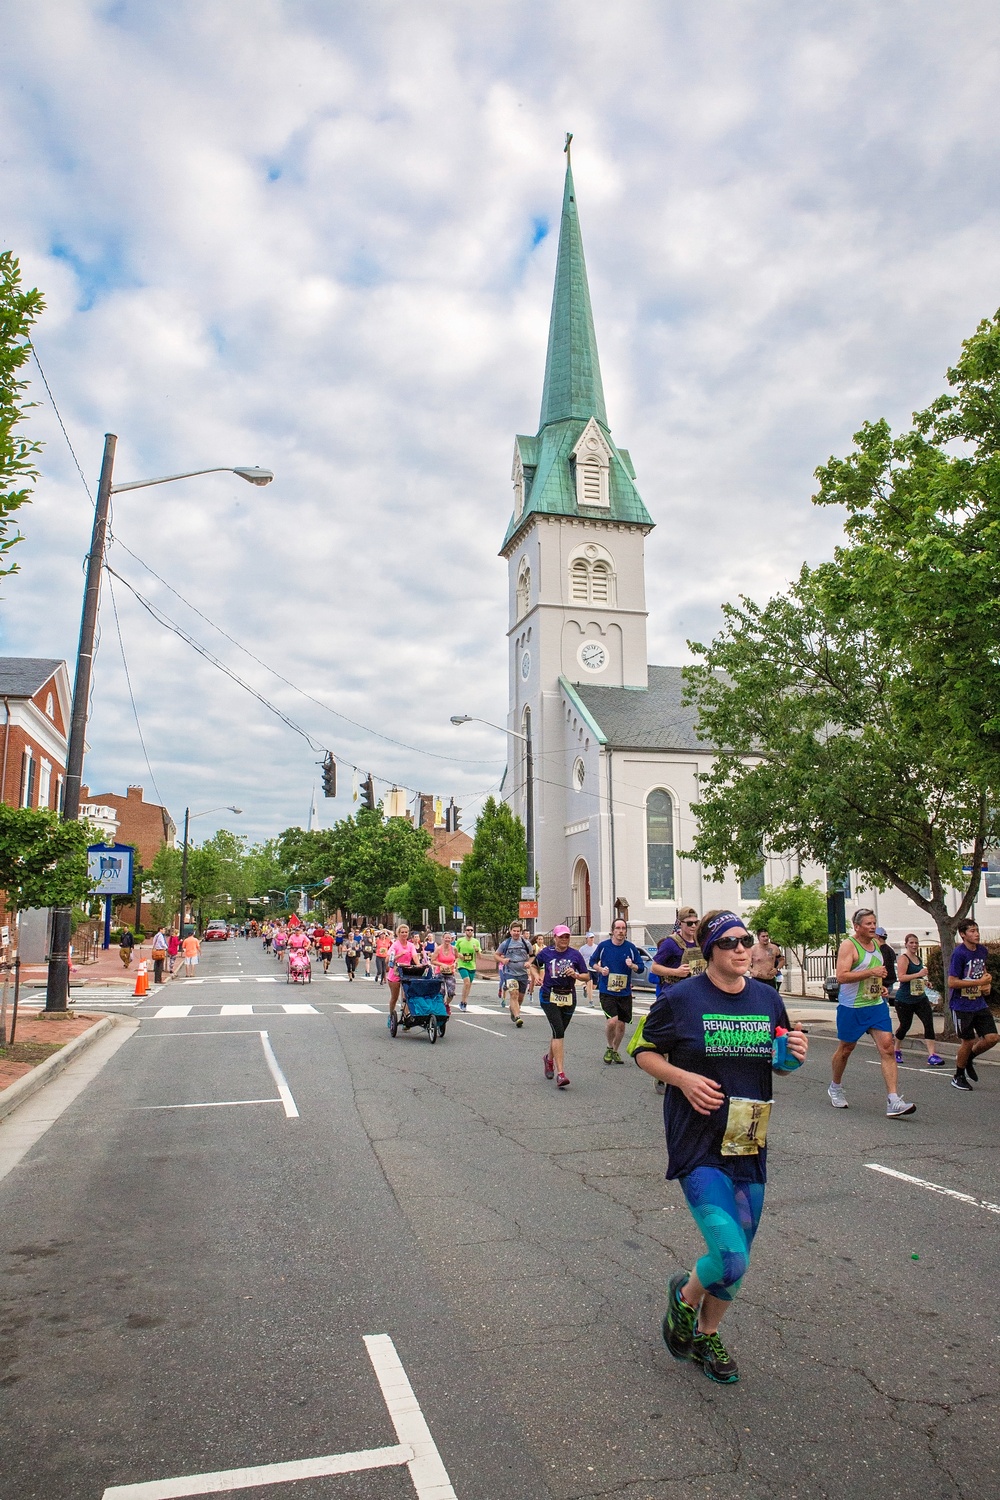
[864,974,883,1001]
[721,1097,773,1157]
[606,972,628,993]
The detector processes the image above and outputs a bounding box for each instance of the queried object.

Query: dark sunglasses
[714,934,755,951]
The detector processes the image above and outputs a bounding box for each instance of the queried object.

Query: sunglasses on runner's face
[713,934,755,951]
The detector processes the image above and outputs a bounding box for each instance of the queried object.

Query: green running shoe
[611,1049,625,1064]
[692,1329,740,1384]
[661,1271,697,1361]
[603,1047,615,1064]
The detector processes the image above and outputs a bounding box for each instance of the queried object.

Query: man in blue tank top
[829,908,915,1118]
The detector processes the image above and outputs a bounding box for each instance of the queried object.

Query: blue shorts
[836,1001,893,1044]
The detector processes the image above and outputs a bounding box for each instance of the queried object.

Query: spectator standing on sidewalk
[119,927,135,969]
[749,929,782,991]
[579,931,598,1005]
[167,931,180,973]
[181,931,200,978]
[151,927,168,984]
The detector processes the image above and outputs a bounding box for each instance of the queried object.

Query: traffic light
[361,774,376,811]
[445,798,461,833]
[321,753,337,798]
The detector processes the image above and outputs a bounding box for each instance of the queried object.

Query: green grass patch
[0,1041,64,1066]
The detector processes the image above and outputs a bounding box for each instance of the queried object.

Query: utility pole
[178,807,191,939]
[46,434,117,1011]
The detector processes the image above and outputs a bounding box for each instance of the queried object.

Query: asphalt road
[2,938,999,1499]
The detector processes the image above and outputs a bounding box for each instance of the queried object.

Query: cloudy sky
[3,1,1000,845]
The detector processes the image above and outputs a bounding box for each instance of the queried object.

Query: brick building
[415,794,473,872]
[79,784,176,865]
[0,658,71,811]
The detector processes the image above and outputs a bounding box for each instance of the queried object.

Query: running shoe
[611,1050,625,1064]
[604,1047,615,1065]
[654,1079,666,1095]
[894,1049,903,1063]
[515,1016,523,1027]
[556,1071,570,1088]
[543,1053,555,1080]
[459,1001,467,1010]
[500,995,507,1008]
[886,1094,916,1117]
[692,1329,740,1384]
[951,1072,973,1091]
[927,1053,945,1066]
[966,1059,979,1082]
[828,1083,849,1108]
[661,1271,697,1361]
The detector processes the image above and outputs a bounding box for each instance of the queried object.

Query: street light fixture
[451,713,534,929]
[179,806,243,938]
[45,429,272,1011]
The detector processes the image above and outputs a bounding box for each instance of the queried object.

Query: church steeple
[538,143,608,431]
[501,143,653,555]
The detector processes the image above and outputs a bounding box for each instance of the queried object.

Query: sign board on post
[519,900,538,920]
[520,887,535,901]
[87,843,134,896]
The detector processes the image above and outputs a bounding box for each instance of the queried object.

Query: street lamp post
[450,714,534,930]
[178,805,243,937]
[45,434,272,1011]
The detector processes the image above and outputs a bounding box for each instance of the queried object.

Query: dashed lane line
[866,1163,1000,1215]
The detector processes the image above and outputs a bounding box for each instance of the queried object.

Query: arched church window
[516,562,531,620]
[646,789,675,901]
[590,560,610,603]
[570,558,589,600]
[573,757,586,792]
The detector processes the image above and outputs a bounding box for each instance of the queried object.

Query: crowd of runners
[236,901,994,1388]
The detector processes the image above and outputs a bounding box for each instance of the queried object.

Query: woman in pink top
[387,923,420,1028]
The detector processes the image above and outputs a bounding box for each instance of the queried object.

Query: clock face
[520,650,531,680]
[578,640,608,673]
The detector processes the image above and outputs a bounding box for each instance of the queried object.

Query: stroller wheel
[389,1013,398,1037]
[428,1018,437,1043]
[438,1019,446,1037]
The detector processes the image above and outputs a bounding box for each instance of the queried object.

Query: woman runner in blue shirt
[632,909,807,1384]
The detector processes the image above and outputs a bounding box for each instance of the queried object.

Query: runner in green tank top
[829,909,915,1117]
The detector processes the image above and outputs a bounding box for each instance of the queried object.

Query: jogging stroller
[287,949,311,984]
[391,964,449,1043]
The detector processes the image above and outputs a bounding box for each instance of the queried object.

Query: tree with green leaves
[385,856,457,928]
[457,797,526,943]
[0,807,93,923]
[279,810,431,921]
[0,252,45,581]
[685,311,1000,1011]
[746,879,829,993]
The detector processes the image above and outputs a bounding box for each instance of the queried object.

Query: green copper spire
[538,144,608,431]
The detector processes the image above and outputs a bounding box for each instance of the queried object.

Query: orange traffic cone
[133,961,149,998]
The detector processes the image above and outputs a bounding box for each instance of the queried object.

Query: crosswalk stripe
[282,1003,319,1014]
[339,1003,380,1014]
[153,1006,193,1018]
[220,1005,255,1015]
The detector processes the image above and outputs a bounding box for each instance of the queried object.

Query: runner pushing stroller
[389,964,449,1043]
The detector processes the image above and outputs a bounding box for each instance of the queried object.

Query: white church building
[501,152,999,948]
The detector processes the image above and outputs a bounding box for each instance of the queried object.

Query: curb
[0,1016,117,1123]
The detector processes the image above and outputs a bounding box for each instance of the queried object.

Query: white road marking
[255,977,278,984]
[182,979,205,985]
[259,1031,299,1118]
[153,1006,193,1019]
[136,1099,283,1111]
[101,1443,412,1498]
[281,1003,319,1015]
[866,1060,948,1076]
[364,1333,458,1499]
[452,1017,507,1038]
[220,978,240,985]
[339,1002,380,1014]
[133,1030,264,1038]
[866,1163,1000,1215]
[220,1005,255,1016]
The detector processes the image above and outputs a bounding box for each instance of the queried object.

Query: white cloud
[2,0,999,842]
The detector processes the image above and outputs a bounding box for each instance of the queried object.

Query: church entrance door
[572,859,591,935]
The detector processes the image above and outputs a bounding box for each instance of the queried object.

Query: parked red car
[203,920,229,942]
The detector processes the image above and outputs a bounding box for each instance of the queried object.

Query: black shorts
[956,1008,998,1042]
[540,996,576,1038]
[600,991,633,1024]
[502,974,528,996]
[894,997,936,1040]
